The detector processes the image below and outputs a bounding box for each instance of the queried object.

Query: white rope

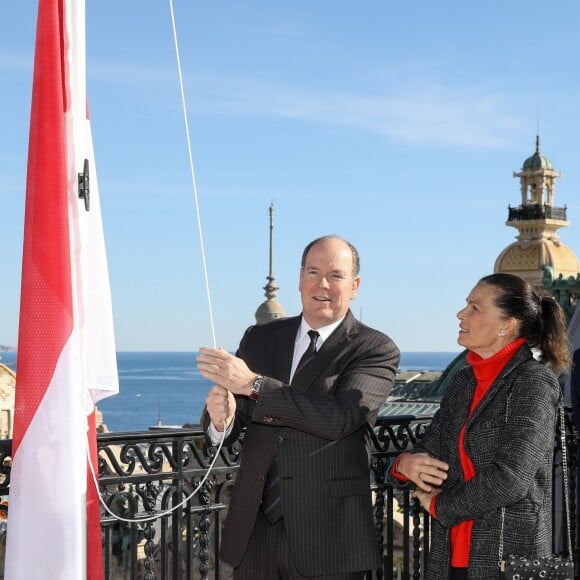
[85,0,232,525]
[87,421,227,524]
[168,0,217,349]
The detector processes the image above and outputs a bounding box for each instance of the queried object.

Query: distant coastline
[0,345,16,352]
[0,351,460,431]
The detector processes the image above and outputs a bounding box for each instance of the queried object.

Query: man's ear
[350,276,361,299]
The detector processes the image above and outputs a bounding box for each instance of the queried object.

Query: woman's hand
[396,451,449,492]
[412,486,442,512]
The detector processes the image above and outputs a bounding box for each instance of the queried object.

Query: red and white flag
[5,1,119,579]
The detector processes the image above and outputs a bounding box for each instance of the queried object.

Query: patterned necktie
[294,330,320,376]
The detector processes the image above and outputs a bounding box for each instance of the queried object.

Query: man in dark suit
[197,235,400,579]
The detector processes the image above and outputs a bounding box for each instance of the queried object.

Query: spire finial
[255,203,285,323]
[263,203,278,301]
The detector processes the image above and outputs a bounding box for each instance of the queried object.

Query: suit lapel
[291,311,358,389]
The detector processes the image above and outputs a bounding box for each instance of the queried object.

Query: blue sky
[2,1,580,353]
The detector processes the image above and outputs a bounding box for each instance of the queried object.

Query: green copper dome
[523,135,553,169]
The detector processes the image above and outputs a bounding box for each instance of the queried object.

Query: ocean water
[0,350,460,433]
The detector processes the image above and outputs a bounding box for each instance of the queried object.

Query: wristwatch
[249,374,264,400]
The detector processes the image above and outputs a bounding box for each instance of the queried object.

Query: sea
[0,351,459,433]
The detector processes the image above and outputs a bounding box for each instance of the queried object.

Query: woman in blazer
[390,273,570,580]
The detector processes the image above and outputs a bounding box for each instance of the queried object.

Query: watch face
[250,376,263,400]
[252,375,263,392]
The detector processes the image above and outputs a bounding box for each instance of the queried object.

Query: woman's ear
[502,317,519,337]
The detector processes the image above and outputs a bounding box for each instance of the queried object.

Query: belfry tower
[255,204,285,324]
[494,136,580,290]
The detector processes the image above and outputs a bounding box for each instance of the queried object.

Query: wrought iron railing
[0,410,576,580]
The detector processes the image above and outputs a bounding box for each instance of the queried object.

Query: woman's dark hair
[478,273,570,373]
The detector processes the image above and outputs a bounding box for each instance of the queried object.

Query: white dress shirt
[289,317,343,382]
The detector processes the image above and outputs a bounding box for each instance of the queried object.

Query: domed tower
[494,135,580,290]
[255,204,285,324]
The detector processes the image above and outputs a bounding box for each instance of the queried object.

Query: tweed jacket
[203,310,399,576]
[390,344,561,580]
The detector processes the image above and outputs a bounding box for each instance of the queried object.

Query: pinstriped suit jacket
[390,344,561,580]
[207,310,399,576]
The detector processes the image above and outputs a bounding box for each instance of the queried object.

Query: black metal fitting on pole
[78,158,90,211]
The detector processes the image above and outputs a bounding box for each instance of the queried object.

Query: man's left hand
[197,347,256,396]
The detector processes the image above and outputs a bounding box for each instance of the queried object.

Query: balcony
[507,204,568,222]
[0,410,576,579]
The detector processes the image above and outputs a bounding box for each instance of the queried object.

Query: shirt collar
[297,316,344,346]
